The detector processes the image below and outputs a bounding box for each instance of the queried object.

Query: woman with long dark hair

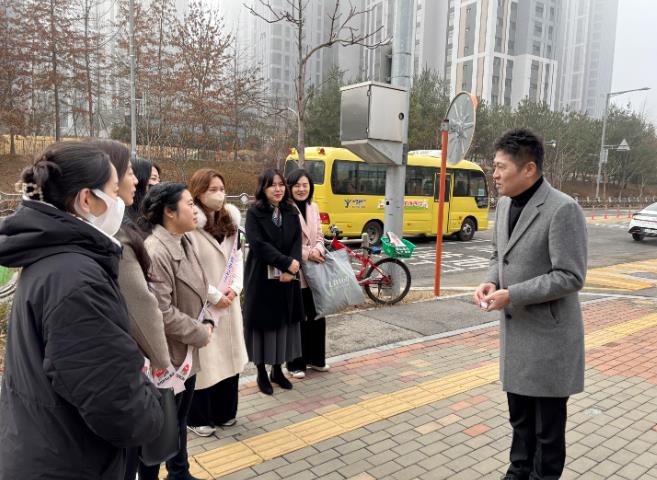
[139,182,213,480]
[90,140,172,480]
[0,142,163,479]
[285,168,329,378]
[243,168,304,395]
[90,141,170,369]
[186,168,248,436]
[127,157,155,222]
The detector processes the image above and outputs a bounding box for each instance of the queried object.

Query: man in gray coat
[474,129,588,480]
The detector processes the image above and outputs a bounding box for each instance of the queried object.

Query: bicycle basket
[380,236,416,258]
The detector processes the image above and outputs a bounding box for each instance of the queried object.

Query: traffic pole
[434,119,449,297]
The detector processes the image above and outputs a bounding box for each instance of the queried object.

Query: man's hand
[483,289,510,312]
[474,282,497,307]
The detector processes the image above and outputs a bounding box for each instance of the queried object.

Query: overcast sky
[611,0,657,126]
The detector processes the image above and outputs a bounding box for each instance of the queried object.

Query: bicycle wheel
[363,258,411,305]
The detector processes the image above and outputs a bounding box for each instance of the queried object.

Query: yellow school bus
[284,147,489,243]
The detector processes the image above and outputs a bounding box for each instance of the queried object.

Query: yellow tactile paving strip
[177,311,657,478]
[586,259,657,291]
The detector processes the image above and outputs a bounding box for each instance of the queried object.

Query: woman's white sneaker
[187,425,216,437]
[309,364,330,372]
[289,370,306,379]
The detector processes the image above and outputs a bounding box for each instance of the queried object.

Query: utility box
[340,81,408,165]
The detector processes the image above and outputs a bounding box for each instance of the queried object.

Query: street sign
[618,139,630,151]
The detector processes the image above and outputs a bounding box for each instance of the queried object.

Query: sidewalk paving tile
[151,296,657,479]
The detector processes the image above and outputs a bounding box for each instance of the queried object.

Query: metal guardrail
[0,193,22,300]
[0,271,17,300]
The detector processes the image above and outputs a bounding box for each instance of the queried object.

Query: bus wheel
[363,221,383,245]
[458,218,476,242]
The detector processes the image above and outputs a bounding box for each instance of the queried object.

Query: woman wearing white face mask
[186,168,248,436]
[0,142,164,479]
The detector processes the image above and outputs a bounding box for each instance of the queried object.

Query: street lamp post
[595,87,650,199]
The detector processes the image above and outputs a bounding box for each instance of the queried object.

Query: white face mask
[203,191,225,211]
[75,189,126,238]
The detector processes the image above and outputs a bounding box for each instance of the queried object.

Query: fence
[489,195,657,210]
[0,135,228,162]
[574,196,657,208]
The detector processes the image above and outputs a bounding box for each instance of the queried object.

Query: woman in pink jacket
[286,169,329,378]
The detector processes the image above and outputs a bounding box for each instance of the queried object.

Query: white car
[628,202,657,241]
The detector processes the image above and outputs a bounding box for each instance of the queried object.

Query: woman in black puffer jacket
[0,142,163,480]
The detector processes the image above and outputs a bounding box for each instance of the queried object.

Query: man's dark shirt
[508,176,544,237]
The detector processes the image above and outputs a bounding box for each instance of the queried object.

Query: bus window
[469,170,487,197]
[433,174,451,202]
[283,160,298,177]
[284,159,326,185]
[453,170,469,197]
[331,160,385,195]
[469,170,488,208]
[405,166,439,196]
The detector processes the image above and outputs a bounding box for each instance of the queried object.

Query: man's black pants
[506,392,569,480]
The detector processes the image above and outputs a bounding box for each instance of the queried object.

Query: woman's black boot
[256,364,273,395]
[270,364,293,390]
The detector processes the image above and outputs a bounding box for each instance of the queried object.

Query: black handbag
[140,387,179,466]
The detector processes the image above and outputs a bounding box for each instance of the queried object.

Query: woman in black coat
[0,142,163,480]
[243,168,304,395]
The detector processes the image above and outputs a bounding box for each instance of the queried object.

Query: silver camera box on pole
[340,81,408,165]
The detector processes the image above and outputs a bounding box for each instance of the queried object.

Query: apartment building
[446,0,559,107]
[232,0,340,107]
[556,0,619,117]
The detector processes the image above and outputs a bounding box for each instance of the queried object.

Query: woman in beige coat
[91,140,171,480]
[91,140,171,371]
[186,169,249,437]
[139,182,213,480]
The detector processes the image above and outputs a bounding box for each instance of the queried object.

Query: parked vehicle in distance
[284,147,489,244]
[628,202,657,241]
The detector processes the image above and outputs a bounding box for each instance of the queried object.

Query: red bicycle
[326,225,411,305]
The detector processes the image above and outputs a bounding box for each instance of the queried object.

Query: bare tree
[25,0,76,141]
[0,0,29,154]
[246,0,386,167]
[173,0,232,149]
[226,45,265,161]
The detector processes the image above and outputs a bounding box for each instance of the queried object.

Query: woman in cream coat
[187,168,249,437]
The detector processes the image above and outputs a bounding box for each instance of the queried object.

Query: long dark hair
[19,142,111,213]
[255,168,288,209]
[92,139,152,279]
[88,140,130,179]
[189,168,236,243]
[139,182,187,233]
[128,157,153,222]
